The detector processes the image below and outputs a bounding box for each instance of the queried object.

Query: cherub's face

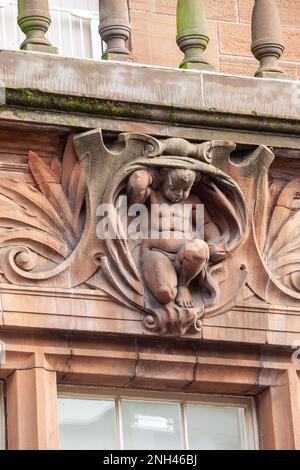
[161,174,193,203]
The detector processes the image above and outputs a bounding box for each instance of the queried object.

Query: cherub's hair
[167,168,196,190]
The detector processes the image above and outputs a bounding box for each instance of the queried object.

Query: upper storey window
[0,0,103,59]
[58,390,258,450]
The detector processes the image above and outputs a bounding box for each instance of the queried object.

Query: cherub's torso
[142,189,201,253]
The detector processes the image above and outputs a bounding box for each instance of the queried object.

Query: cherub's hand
[128,170,152,203]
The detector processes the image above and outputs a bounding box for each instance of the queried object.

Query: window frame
[0,1,105,60]
[57,386,259,450]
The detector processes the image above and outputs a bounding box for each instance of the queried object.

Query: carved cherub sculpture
[127,167,221,308]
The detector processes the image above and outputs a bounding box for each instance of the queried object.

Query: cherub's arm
[127,169,153,204]
[204,212,227,262]
[192,199,226,261]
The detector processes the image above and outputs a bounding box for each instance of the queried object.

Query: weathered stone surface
[0,50,299,119]
[220,56,298,79]
[282,29,300,62]
[239,0,300,27]
[129,0,155,11]
[219,22,252,56]
[7,367,59,449]
[129,0,300,79]
[131,10,183,67]
[202,72,299,117]
[155,0,238,21]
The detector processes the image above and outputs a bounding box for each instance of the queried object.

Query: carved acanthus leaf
[0,134,87,286]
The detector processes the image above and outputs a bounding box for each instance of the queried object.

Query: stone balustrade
[17,0,57,54]
[251,0,286,78]
[98,0,134,61]
[16,0,288,79]
[176,0,212,71]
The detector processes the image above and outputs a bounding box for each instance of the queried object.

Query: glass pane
[186,404,246,450]
[58,397,116,450]
[48,0,97,59]
[122,400,182,450]
[50,0,98,9]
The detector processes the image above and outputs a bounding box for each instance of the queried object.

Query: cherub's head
[160,168,196,203]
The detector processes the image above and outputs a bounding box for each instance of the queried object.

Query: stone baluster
[176,0,212,70]
[251,0,286,78]
[18,0,57,53]
[99,0,134,61]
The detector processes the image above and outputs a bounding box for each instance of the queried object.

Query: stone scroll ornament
[2,129,296,335]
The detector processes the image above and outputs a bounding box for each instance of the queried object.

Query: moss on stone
[2,86,300,138]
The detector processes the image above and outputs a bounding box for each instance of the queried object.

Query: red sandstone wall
[129,0,300,79]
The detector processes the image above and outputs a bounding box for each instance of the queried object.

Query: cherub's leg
[142,250,177,304]
[175,240,209,308]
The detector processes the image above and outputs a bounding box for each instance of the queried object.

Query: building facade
[0,0,300,450]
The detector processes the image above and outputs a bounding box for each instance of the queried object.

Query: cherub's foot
[175,286,195,308]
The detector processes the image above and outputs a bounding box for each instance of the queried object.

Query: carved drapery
[0,129,298,336]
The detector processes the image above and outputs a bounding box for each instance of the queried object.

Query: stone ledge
[0,50,299,130]
[0,339,298,395]
[0,284,299,347]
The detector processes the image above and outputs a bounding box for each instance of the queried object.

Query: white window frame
[58,387,259,450]
[0,382,5,450]
[0,1,105,60]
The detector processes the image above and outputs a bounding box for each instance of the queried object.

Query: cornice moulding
[0,51,299,144]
